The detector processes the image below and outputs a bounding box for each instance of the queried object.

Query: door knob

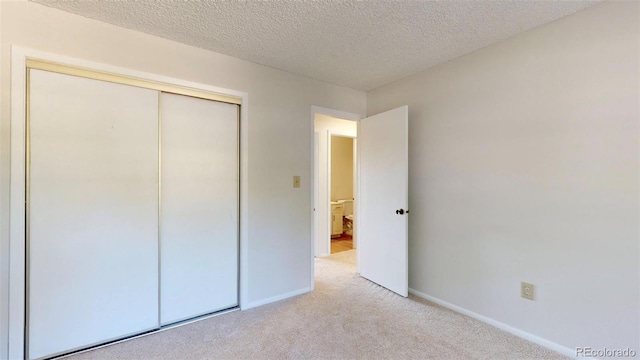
[396,209,405,215]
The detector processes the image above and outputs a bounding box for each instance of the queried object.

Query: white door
[28,70,160,359]
[160,93,239,325]
[358,106,408,297]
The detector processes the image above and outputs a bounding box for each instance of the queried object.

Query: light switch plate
[293,176,300,188]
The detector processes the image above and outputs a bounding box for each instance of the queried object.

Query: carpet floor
[68,250,567,359]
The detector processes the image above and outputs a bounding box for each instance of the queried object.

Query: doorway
[311,105,409,297]
[311,107,360,265]
[329,135,356,254]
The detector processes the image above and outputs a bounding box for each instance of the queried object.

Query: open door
[358,106,408,296]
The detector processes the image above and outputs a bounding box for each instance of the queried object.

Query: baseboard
[57,308,239,359]
[408,288,577,358]
[244,287,312,310]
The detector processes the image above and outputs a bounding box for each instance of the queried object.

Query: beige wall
[331,136,354,201]
[0,1,366,356]
[367,0,639,353]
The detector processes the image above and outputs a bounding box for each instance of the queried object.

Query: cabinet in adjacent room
[331,202,344,237]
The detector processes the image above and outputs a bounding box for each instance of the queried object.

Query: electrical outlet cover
[521,282,535,300]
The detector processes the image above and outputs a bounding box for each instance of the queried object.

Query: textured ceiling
[32,0,601,91]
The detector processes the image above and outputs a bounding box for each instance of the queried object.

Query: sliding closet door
[160,93,239,325]
[28,70,160,359]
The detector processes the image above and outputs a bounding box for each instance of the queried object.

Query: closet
[26,62,239,359]
[160,93,238,325]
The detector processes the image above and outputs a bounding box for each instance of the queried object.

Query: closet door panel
[28,70,159,359]
[161,93,238,325]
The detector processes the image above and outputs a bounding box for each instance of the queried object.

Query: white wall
[0,1,366,357]
[314,114,357,256]
[0,2,5,359]
[367,0,639,354]
[331,136,354,201]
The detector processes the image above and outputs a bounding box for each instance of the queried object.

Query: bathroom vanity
[331,202,345,237]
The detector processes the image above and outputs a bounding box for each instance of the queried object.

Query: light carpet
[68,250,567,359]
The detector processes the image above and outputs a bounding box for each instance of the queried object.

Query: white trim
[311,131,319,288]
[309,106,361,289]
[243,287,311,310]
[8,46,250,359]
[326,130,332,255]
[9,46,28,360]
[311,106,361,123]
[408,288,578,359]
[238,78,249,313]
[19,49,248,101]
[351,138,357,249]
[355,119,361,274]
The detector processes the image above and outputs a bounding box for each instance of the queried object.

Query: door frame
[309,106,361,289]
[7,46,249,359]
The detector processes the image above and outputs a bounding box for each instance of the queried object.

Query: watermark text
[576,347,636,358]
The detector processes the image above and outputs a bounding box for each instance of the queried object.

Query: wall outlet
[293,176,300,188]
[521,282,535,301]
